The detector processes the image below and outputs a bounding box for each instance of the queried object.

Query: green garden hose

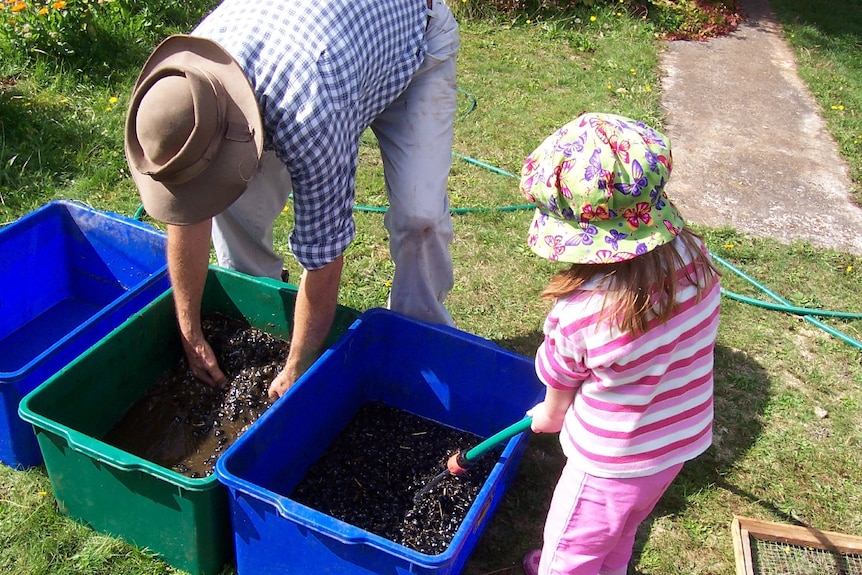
[413,415,533,502]
[132,86,861,350]
[719,289,862,320]
[709,252,862,351]
[461,415,533,463]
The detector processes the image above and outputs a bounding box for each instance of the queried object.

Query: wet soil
[102,316,501,552]
[103,313,285,478]
[290,401,499,554]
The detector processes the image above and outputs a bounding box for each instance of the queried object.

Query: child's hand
[526,387,575,433]
[527,401,566,434]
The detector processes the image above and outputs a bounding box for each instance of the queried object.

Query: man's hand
[267,367,297,399]
[180,329,227,388]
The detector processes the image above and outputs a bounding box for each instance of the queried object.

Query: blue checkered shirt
[193,0,427,269]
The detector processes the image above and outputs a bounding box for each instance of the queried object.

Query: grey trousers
[212,0,459,326]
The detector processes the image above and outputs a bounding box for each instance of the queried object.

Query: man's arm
[268,254,344,398]
[167,220,227,387]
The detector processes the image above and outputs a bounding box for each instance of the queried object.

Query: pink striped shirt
[535,239,721,478]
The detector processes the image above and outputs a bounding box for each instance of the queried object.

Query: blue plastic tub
[216,308,544,575]
[18,266,361,575]
[0,200,169,468]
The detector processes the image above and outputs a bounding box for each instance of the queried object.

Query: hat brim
[527,204,685,264]
[125,35,263,225]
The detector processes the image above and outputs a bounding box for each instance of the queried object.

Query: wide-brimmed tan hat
[124,34,263,225]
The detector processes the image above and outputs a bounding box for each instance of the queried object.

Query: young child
[518,113,721,575]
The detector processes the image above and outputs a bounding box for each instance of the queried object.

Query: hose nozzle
[446,450,472,475]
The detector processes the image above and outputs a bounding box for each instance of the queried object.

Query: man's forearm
[167,220,212,338]
[285,255,344,380]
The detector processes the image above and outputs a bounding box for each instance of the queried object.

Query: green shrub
[647,0,741,39]
[0,0,215,72]
[450,0,741,40]
[0,0,94,58]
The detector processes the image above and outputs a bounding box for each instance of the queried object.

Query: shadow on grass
[0,84,95,217]
[492,330,544,359]
[767,0,862,53]
[3,1,216,86]
[464,339,771,575]
[71,0,223,82]
[629,344,771,572]
[58,28,154,87]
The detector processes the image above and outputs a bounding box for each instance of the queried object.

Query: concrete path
[659,0,862,254]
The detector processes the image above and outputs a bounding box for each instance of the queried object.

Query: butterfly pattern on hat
[614,160,648,197]
[519,113,686,264]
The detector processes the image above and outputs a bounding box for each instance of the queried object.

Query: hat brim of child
[527,205,686,264]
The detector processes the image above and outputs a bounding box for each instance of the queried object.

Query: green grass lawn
[1,1,861,574]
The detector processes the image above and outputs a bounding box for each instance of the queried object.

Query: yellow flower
[109,96,118,104]
[526,19,531,24]
[723,243,735,249]
[11,2,26,12]
[38,491,48,497]
[830,104,845,111]
[630,68,636,75]
[52,0,66,8]
[645,85,652,92]
[847,265,854,273]
[590,15,597,22]
[38,6,47,14]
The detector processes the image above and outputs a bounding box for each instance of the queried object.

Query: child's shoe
[523,549,541,575]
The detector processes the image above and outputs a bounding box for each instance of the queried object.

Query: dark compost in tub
[104,314,498,552]
[290,401,499,554]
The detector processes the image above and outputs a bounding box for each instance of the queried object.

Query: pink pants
[538,460,684,575]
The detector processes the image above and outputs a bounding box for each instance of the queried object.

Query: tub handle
[57,428,202,486]
[273,496,371,544]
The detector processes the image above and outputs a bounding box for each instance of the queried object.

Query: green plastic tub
[18,266,360,575]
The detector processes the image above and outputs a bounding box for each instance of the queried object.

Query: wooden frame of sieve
[732,515,862,575]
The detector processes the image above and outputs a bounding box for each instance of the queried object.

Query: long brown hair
[541,228,720,336]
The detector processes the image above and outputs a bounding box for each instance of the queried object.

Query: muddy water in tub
[103,313,284,478]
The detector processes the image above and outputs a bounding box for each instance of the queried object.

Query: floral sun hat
[519,112,685,264]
